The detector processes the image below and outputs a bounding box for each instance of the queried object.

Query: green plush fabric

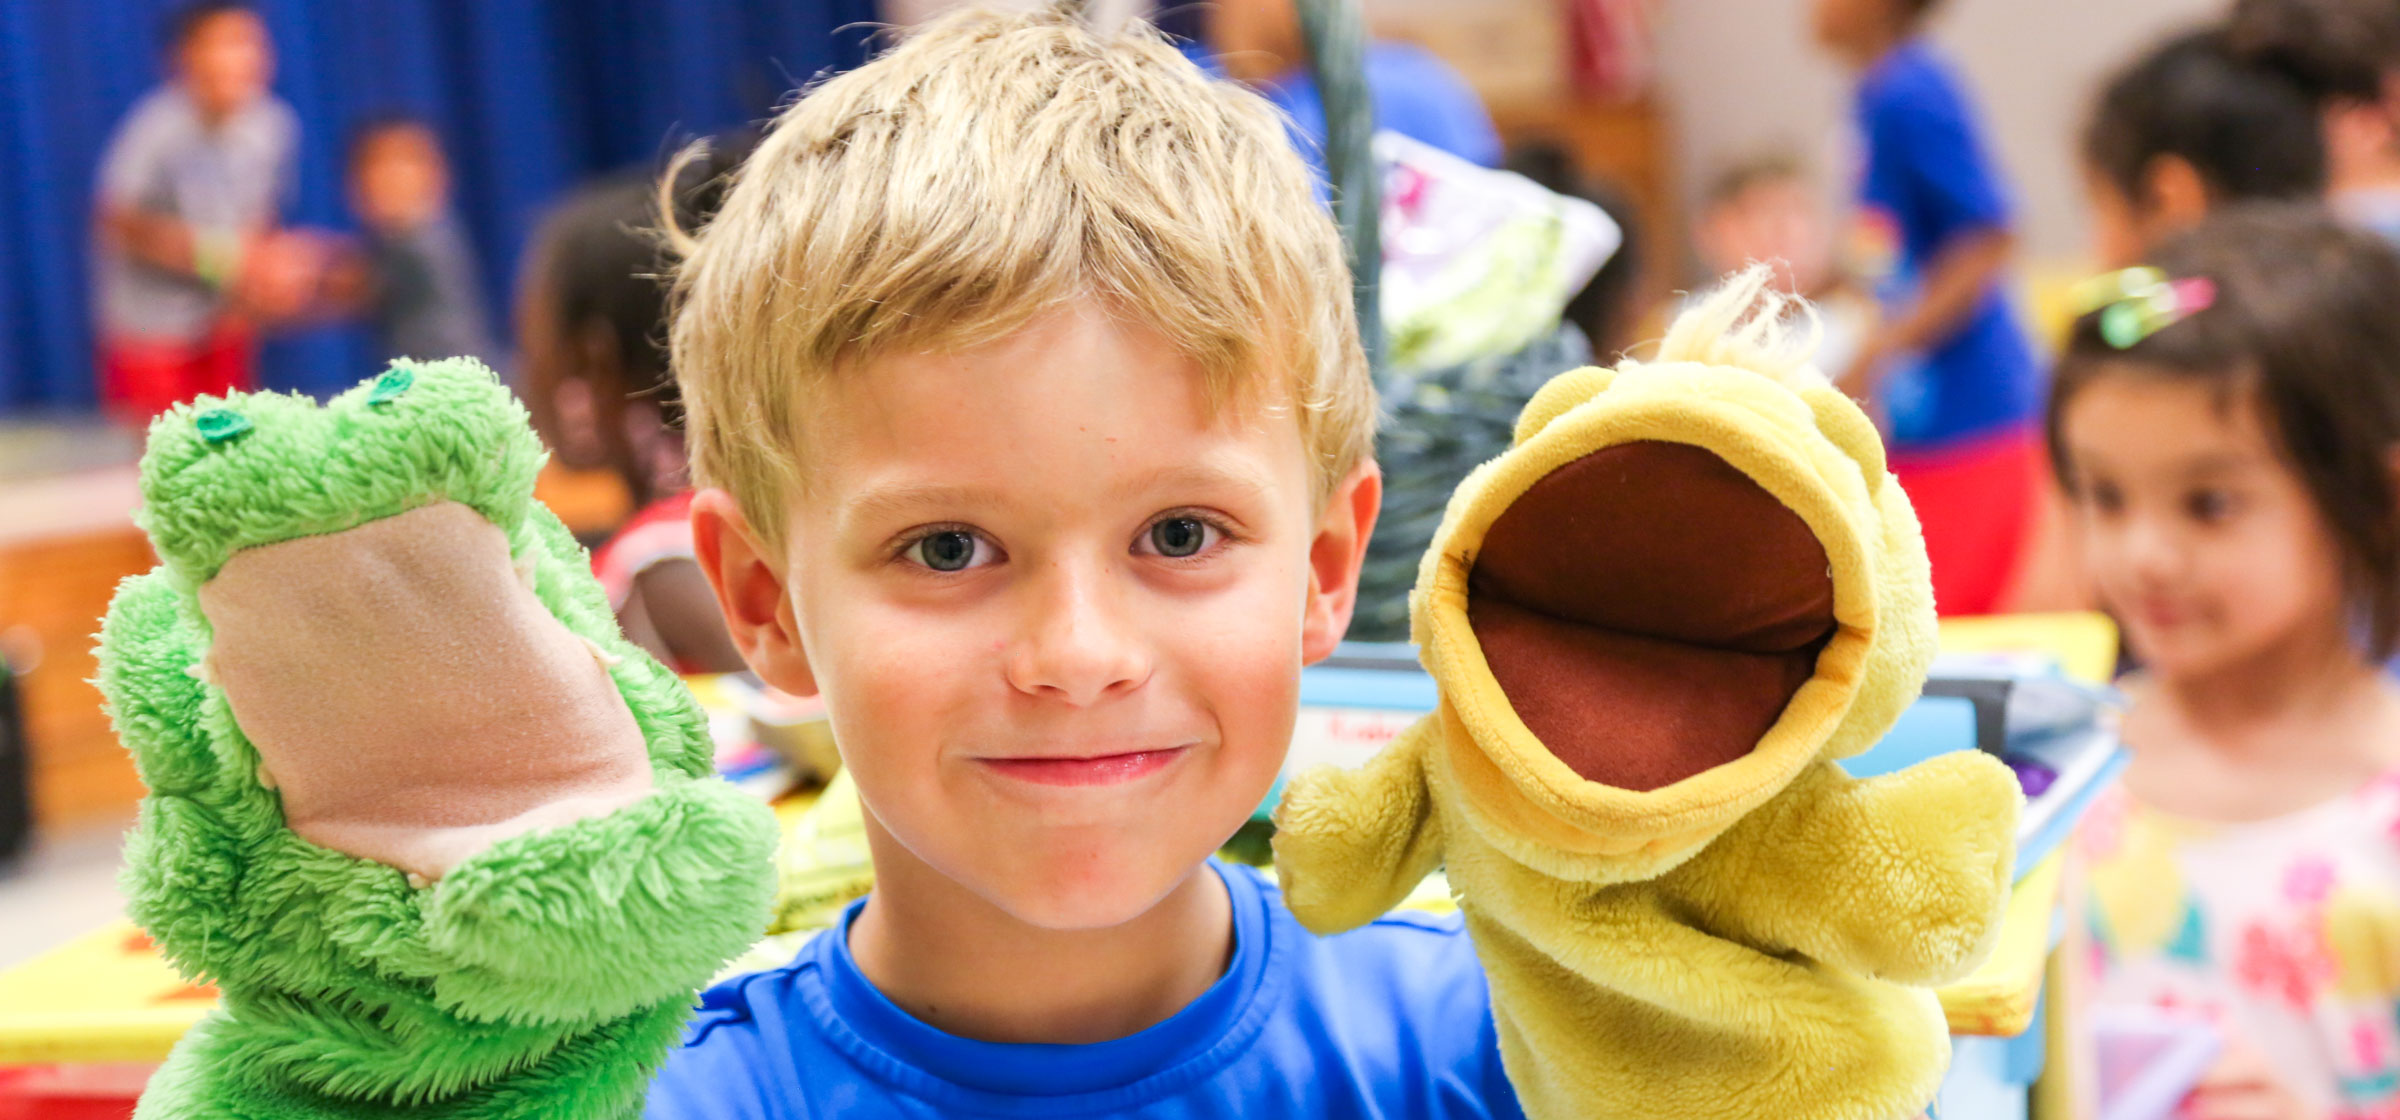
[98,359,778,1118]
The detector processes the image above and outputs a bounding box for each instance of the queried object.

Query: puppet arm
[1675,753,2019,985]
[1270,714,1447,934]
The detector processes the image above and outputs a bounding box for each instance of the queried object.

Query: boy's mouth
[975,747,1193,787]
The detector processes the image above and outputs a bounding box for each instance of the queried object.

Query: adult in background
[92,1,319,420]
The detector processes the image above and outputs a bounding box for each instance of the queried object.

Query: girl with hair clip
[2060,205,2400,1120]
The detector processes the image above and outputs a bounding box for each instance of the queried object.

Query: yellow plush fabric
[1273,276,2022,1120]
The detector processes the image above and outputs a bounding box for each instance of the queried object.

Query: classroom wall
[1653,0,2222,265]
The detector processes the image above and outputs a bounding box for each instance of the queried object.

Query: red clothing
[99,323,255,421]
[1888,425,2037,616]
[591,490,698,612]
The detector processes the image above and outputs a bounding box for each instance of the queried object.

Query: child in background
[1811,0,2041,616]
[1689,153,1875,384]
[91,1,312,419]
[517,151,748,675]
[340,116,499,369]
[2005,26,2337,618]
[2060,206,2400,1120]
[2081,28,2327,268]
[2226,0,2400,243]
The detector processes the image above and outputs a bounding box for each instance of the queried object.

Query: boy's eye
[911,530,992,572]
[1139,516,1218,559]
[1150,518,1208,557]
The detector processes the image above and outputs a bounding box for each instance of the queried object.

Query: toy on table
[94,359,777,1118]
[1272,270,2023,1120]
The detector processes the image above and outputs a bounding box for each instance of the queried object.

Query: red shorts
[98,323,256,422]
[1889,427,2040,617]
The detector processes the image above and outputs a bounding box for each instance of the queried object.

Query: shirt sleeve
[272,102,300,216]
[96,96,168,207]
[1873,73,2012,246]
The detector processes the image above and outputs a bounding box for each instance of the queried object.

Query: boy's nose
[1002,559,1152,707]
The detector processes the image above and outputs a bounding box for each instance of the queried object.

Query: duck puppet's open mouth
[1467,440,1837,793]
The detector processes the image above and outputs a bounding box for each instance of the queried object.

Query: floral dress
[2078,769,2400,1119]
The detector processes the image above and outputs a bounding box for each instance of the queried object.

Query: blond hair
[664,3,1374,555]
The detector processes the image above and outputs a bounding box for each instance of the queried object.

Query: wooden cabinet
[0,521,154,827]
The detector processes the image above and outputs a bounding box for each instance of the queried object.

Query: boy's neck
[847,815,1237,1046]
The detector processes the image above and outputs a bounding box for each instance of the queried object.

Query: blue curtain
[0,0,875,412]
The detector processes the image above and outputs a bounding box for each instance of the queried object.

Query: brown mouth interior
[1467,441,1837,792]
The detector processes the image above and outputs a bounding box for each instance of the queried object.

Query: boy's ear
[1301,461,1383,665]
[2140,154,2210,237]
[689,488,818,697]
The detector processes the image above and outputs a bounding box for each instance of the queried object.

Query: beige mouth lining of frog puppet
[193,500,655,884]
[1467,440,1838,794]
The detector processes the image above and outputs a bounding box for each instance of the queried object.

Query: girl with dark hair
[2080,28,2330,266]
[517,140,754,674]
[2228,0,2400,241]
[2060,206,2400,1119]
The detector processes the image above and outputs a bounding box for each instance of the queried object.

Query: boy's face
[1697,179,1830,295]
[177,10,273,122]
[1810,0,1898,59]
[2082,158,2209,270]
[697,303,1378,929]
[1206,0,1305,85]
[351,127,449,234]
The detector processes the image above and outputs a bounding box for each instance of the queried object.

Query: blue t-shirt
[1852,39,2039,450]
[647,861,1524,1119]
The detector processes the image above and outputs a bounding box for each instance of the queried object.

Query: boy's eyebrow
[1113,461,1277,502]
[839,462,1279,531]
[841,483,1005,529]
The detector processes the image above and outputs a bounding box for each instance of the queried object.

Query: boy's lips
[974,746,1193,787]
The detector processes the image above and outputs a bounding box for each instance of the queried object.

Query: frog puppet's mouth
[1466,440,1838,793]
[195,500,655,882]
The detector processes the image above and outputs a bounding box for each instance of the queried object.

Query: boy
[92,1,314,419]
[340,116,500,370]
[661,6,1510,1113]
[1812,0,2040,616]
[648,8,1507,1112]
[1688,153,1872,379]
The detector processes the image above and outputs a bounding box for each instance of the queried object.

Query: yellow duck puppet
[1272,271,2022,1120]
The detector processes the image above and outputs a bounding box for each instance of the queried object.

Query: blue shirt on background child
[647,860,1524,1119]
[1852,39,2039,452]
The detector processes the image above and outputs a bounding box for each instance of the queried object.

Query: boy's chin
[971,842,1231,932]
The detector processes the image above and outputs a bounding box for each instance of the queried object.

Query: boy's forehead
[787,308,1313,508]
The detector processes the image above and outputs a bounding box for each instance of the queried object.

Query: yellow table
[0,924,209,1065]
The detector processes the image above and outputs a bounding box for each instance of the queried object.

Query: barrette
[2069,266,2217,350]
